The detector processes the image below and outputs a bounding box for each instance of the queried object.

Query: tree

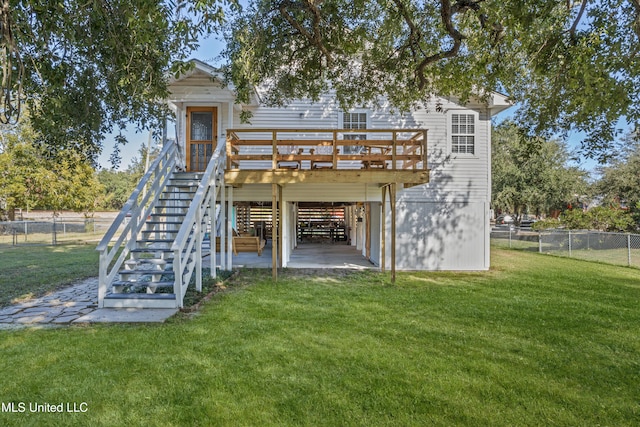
[0,1,235,163]
[0,117,104,216]
[96,170,137,211]
[595,131,640,223]
[561,206,635,232]
[223,0,640,161]
[491,121,587,221]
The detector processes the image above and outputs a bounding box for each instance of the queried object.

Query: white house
[96,59,511,309]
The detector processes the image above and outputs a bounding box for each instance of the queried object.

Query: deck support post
[278,184,283,268]
[390,183,397,284]
[381,185,387,272]
[220,183,226,270]
[227,185,234,270]
[210,182,216,278]
[272,183,279,280]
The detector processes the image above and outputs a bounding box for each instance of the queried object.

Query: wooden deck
[224,129,429,185]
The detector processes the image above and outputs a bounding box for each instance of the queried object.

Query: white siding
[385,200,489,271]
[168,68,496,271]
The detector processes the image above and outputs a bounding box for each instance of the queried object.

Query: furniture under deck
[224,129,429,186]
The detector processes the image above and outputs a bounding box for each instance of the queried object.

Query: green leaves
[491,121,588,218]
[1,0,237,164]
[223,0,639,159]
[0,116,104,215]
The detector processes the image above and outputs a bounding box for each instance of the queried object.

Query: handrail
[96,141,177,307]
[171,138,226,307]
[227,128,427,171]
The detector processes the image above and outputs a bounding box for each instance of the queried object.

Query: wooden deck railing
[226,129,427,171]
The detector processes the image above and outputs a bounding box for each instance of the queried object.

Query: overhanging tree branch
[278,0,333,64]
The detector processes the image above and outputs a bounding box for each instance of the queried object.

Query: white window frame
[447,110,478,157]
[339,110,370,154]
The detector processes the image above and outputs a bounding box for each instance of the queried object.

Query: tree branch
[568,0,589,42]
[278,0,332,64]
[630,0,640,38]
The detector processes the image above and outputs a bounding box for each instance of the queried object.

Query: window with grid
[343,112,367,154]
[451,113,475,155]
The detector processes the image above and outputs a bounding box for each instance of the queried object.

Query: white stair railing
[96,142,177,307]
[172,140,226,307]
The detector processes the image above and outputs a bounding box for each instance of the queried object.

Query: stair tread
[112,279,174,286]
[118,269,175,275]
[145,221,182,225]
[104,293,176,299]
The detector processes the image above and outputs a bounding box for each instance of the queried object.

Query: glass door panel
[186,107,217,172]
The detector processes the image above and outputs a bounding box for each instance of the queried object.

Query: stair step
[141,229,178,235]
[158,197,193,202]
[118,269,174,275]
[112,280,174,287]
[167,181,200,187]
[102,293,177,308]
[131,247,174,253]
[151,212,187,217]
[145,220,183,225]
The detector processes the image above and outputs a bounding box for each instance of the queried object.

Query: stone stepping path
[0,278,98,328]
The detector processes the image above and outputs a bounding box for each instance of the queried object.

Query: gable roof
[170,59,512,114]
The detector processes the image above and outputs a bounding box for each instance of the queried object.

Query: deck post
[392,131,397,170]
[278,184,283,268]
[381,185,387,272]
[220,184,226,270]
[227,185,233,270]
[422,130,428,170]
[272,131,278,170]
[332,130,338,169]
[272,183,278,280]
[390,183,397,284]
[195,204,202,292]
[210,185,216,278]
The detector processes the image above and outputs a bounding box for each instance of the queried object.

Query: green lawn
[0,244,99,307]
[1,249,640,426]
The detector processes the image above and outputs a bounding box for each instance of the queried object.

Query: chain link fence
[491,229,640,268]
[0,214,119,247]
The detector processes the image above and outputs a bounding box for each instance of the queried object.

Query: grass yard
[0,244,99,307]
[1,249,640,426]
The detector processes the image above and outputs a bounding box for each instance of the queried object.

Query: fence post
[568,229,572,257]
[52,217,57,245]
[628,234,632,267]
[538,231,542,253]
[509,228,512,248]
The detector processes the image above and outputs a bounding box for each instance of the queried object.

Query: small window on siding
[342,112,367,154]
[451,113,475,155]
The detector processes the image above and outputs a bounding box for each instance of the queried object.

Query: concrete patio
[214,241,377,269]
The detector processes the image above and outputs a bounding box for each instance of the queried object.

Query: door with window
[186,107,217,172]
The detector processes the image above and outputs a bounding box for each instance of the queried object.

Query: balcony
[224,129,430,186]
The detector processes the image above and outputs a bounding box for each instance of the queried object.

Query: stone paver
[0,278,99,327]
[0,277,177,328]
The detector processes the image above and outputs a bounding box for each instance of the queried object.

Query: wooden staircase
[102,172,206,308]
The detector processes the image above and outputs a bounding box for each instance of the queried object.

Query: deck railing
[226,129,427,171]
[172,138,226,307]
[96,141,177,307]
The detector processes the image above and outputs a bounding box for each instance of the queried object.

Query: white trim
[447,109,479,158]
[339,109,370,155]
